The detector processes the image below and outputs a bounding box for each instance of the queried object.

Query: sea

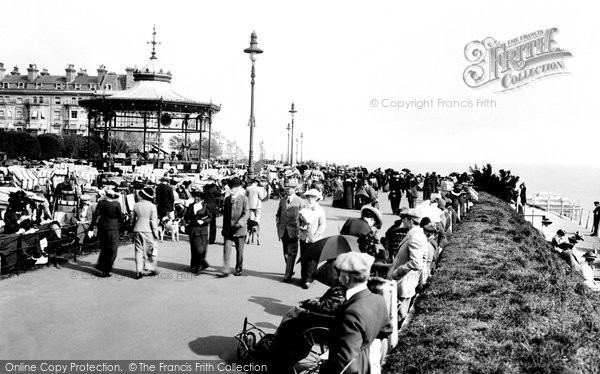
[353,161,600,212]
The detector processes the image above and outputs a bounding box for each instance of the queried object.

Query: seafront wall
[383,192,600,374]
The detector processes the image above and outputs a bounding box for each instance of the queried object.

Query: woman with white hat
[90,189,124,277]
[298,188,326,289]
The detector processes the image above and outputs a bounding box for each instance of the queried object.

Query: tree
[168,133,223,160]
[470,163,520,203]
[0,132,41,159]
[38,134,64,159]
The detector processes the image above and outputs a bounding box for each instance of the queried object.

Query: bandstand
[79,28,220,171]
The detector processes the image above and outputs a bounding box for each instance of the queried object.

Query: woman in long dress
[90,190,124,277]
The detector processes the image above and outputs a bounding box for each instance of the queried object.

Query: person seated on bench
[579,252,600,291]
[321,252,392,374]
[256,283,347,373]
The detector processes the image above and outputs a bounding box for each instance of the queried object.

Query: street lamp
[289,103,297,166]
[300,133,304,163]
[286,123,291,163]
[244,31,263,179]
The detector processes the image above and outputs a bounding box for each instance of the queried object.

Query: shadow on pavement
[122,257,191,273]
[60,260,100,277]
[188,335,238,362]
[248,296,292,317]
[239,269,284,282]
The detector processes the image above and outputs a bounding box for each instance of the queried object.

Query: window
[0,110,4,118]
[7,110,13,119]
[2,82,8,88]
[105,84,112,90]
[71,111,78,119]
[90,84,97,90]
[16,97,23,104]
[54,96,61,105]
[17,83,24,89]
[40,110,46,119]
[39,97,44,104]
[36,83,42,89]
[71,97,77,105]
[33,97,38,104]
[0,97,3,103]
[74,84,81,90]
[55,83,62,89]
[31,110,38,119]
[16,109,23,119]
[53,109,61,120]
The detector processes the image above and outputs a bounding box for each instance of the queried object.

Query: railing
[527,194,595,229]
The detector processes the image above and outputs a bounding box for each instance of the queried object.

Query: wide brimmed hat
[541,217,552,225]
[400,208,422,223]
[361,205,383,229]
[304,188,323,201]
[228,177,242,188]
[556,229,566,236]
[105,190,120,199]
[139,187,154,201]
[583,252,597,261]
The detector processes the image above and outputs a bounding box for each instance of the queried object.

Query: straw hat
[361,205,383,229]
[139,187,154,201]
[304,188,323,201]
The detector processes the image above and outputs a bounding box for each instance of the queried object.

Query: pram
[235,311,334,374]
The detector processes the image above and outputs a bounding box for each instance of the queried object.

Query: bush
[470,163,520,203]
[38,134,64,159]
[383,193,600,374]
[0,132,41,159]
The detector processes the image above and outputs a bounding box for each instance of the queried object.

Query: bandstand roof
[80,28,220,115]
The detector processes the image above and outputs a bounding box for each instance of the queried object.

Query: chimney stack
[11,66,19,75]
[65,64,76,82]
[97,64,107,83]
[77,68,87,76]
[0,63,5,80]
[27,64,39,82]
[125,67,135,89]
[40,68,49,76]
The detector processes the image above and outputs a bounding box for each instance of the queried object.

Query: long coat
[387,226,428,298]
[275,194,304,239]
[321,289,392,374]
[222,193,249,238]
[184,202,212,236]
[155,183,175,217]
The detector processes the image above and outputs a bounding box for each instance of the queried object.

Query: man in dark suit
[155,177,175,220]
[221,178,249,276]
[591,201,600,237]
[185,190,212,273]
[276,181,304,282]
[321,252,392,374]
[203,176,223,244]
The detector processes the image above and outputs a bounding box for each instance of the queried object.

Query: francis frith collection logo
[463,28,572,92]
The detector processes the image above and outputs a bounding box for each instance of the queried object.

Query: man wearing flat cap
[387,208,428,320]
[321,252,392,374]
[276,181,304,282]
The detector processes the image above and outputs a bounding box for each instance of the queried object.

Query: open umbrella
[313,260,339,287]
[297,235,360,264]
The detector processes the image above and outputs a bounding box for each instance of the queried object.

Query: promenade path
[0,193,403,360]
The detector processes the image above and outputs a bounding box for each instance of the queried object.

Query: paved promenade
[0,194,402,360]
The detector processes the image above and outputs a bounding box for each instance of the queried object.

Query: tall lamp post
[289,103,297,166]
[286,123,291,163]
[300,133,304,163]
[244,31,263,179]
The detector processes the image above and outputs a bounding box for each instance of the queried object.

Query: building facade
[0,62,134,135]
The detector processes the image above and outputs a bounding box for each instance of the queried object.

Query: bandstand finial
[147,24,161,60]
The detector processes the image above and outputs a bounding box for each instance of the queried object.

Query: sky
[1,0,598,167]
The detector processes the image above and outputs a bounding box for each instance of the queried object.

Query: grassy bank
[384,192,600,374]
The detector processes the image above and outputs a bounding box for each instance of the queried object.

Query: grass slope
[384,192,600,374]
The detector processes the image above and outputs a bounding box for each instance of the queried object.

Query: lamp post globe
[289,103,297,166]
[244,31,263,179]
